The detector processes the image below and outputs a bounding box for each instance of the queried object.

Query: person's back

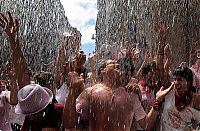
[76,84,145,131]
[91,86,133,131]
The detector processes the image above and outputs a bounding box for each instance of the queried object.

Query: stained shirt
[160,90,200,131]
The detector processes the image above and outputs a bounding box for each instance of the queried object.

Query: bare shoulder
[77,84,106,101]
[81,84,104,95]
[193,93,200,111]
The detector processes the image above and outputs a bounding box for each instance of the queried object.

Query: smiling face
[174,76,188,95]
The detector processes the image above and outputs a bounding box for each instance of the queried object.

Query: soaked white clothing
[160,90,200,131]
[56,82,68,104]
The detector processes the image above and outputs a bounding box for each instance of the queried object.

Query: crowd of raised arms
[0,11,200,131]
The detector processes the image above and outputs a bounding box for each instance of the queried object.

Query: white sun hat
[15,84,53,115]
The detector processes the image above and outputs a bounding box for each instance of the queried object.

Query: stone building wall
[95,0,200,67]
[0,0,81,73]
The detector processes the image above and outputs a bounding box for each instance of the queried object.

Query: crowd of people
[0,11,200,131]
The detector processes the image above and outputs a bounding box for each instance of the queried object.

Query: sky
[60,0,97,56]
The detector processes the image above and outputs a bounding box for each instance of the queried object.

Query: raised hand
[155,22,169,43]
[125,83,140,94]
[156,82,174,102]
[0,12,30,89]
[74,50,86,69]
[67,71,84,89]
[127,47,136,57]
[164,43,172,57]
[0,11,19,40]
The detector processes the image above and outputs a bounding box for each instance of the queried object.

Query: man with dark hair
[117,57,135,86]
[75,59,146,131]
[147,66,200,130]
[140,61,159,112]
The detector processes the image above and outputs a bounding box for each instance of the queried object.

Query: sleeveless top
[0,91,12,131]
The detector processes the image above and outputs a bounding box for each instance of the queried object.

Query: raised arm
[0,12,30,89]
[163,44,173,87]
[155,23,169,86]
[54,39,67,88]
[145,83,174,131]
[135,51,149,79]
[8,66,18,105]
[62,71,85,129]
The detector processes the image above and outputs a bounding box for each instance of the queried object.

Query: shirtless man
[76,59,147,131]
[75,59,173,131]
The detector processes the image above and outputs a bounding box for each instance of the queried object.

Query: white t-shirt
[160,90,200,131]
[56,82,68,104]
[10,106,25,125]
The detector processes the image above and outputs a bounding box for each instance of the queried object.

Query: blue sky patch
[79,2,96,9]
[81,42,96,57]
[85,19,96,26]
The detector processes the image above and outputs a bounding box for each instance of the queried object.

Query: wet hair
[34,72,53,87]
[173,66,196,92]
[117,57,135,85]
[141,61,157,77]
[97,61,106,82]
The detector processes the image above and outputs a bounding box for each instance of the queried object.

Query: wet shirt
[0,91,12,131]
[139,80,155,113]
[160,90,200,131]
[56,82,68,104]
[76,84,146,131]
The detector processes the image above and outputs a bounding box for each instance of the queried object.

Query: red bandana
[175,90,192,111]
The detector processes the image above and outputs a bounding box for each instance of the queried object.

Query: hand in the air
[156,82,174,102]
[75,50,86,69]
[155,22,169,43]
[0,11,19,40]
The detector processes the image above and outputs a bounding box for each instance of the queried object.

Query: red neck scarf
[175,90,193,111]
